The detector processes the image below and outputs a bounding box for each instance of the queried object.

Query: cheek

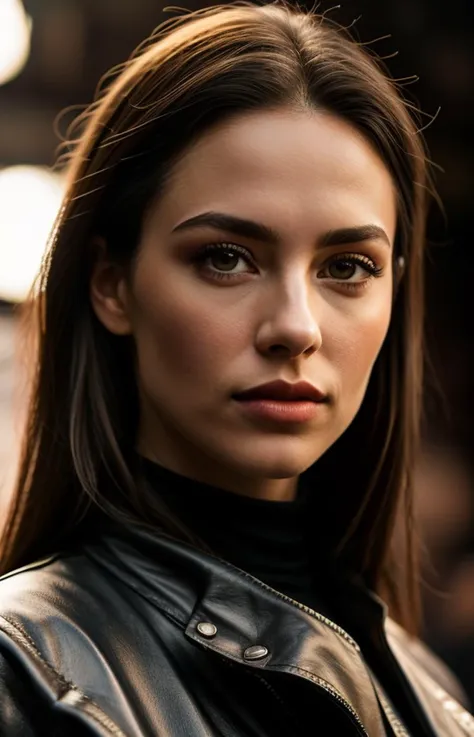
[130,268,248,386]
[329,291,392,392]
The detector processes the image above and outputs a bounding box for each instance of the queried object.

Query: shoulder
[0,550,115,629]
[0,551,146,735]
[0,552,116,735]
[0,551,111,671]
[0,549,138,652]
[385,617,469,708]
[0,550,132,681]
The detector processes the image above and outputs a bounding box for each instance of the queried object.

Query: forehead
[152,108,397,241]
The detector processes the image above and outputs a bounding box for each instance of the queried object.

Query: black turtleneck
[141,456,320,610]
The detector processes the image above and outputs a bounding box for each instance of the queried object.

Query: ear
[89,238,133,336]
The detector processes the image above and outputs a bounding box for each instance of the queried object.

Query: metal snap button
[196,622,217,638]
[243,645,269,661]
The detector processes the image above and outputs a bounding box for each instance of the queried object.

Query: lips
[234,380,327,403]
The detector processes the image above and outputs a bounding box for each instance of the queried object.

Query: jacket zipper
[249,671,301,736]
[255,671,371,737]
[217,654,300,736]
[297,671,370,736]
[371,676,410,737]
[219,654,369,736]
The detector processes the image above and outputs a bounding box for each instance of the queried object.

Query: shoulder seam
[0,553,72,582]
[0,615,126,736]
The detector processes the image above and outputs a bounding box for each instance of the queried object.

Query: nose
[255,280,323,360]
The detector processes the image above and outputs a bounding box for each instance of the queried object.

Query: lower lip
[234,398,323,423]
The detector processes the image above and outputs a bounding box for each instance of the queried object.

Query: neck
[138,447,299,502]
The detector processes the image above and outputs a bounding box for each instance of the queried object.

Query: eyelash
[193,242,383,290]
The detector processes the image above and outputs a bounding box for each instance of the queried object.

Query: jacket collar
[84,523,387,736]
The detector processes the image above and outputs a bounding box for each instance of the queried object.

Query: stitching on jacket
[194,555,360,651]
[91,537,359,653]
[188,635,370,732]
[0,554,65,582]
[189,632,358,693]
[189,633,351,696]
[270,663,370,728]
[274,663,345,692]
[0,615,126,736]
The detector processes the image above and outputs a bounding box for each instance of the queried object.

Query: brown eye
[209,249,240,272]
[194,242,255,281]
[317,253,382,289]
[328,260,357,280]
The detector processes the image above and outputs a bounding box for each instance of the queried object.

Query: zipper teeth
[219,655,300,736]
[250,672,301,736]
[254,577,360,651]
[310,675,369,736]
[375,690,410,737]
[246,657,368,736]
[370,674,410,737]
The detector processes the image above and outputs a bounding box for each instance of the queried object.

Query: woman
[0,3,471,735]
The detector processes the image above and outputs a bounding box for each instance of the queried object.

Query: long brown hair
[0,2,430,633]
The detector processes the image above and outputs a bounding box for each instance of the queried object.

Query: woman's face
[92,108,396,499]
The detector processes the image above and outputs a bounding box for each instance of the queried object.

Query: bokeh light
[0,166,65,303]
[0,0,32,86]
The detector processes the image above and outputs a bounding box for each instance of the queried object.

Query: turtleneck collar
[140,456,315,606]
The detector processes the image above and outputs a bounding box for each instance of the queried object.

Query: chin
[222,442,324,480]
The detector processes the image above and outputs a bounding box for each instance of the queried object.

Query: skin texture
[90,108,396,501]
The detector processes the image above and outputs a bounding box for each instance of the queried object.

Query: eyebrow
[172,211,391,249]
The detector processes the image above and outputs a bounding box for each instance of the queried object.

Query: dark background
[0,0,473,701]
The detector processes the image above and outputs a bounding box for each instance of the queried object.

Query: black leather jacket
[0,525,473,737]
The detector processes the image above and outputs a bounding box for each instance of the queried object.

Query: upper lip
[234,380,327,402]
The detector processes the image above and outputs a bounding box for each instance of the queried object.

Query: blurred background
[0,0,473,702]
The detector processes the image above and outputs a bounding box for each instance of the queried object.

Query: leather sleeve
[0,651,56,737]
